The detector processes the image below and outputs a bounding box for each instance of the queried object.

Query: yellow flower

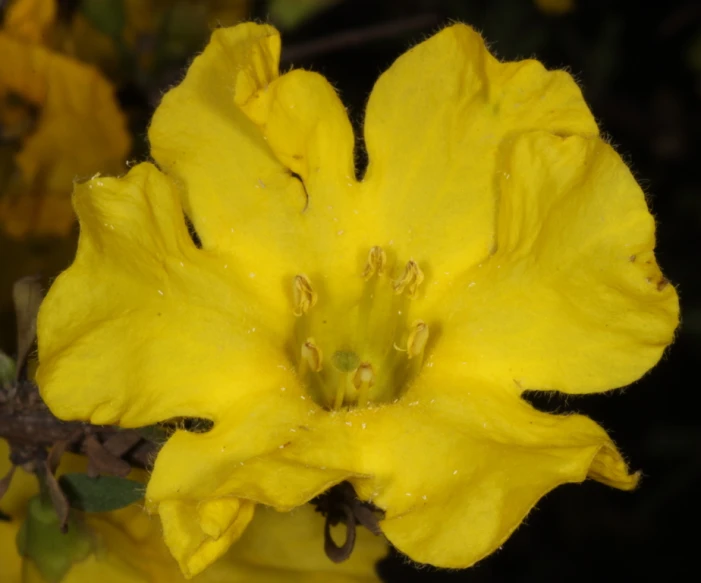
[0,440,385,581]
[0,4,130,239]
[36,22,679,577]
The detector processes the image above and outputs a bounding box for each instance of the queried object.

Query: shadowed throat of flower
[292,246,429,410]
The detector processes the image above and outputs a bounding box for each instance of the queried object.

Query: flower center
[291,246,429,409]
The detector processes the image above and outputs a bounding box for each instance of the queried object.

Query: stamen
[407,320,429,360]
[362,246,387,280]
[293,274,317,316]
[393,260,424,297]
[353,362,375,407]
[333,374,352,410]
[300,338,323,373]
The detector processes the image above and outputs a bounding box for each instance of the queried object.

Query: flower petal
[432,132,679,394]
[36,163,299,426]
[159,498,255,578]
[149,23,357,289]
[0,33,130,238]
[362,23,598,286]
[207,504,386,582]
[147,416,352,513]
[297,377,637,569]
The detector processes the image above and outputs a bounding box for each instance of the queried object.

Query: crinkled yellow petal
[3,0,57,44]
[202,504,385,583]
[291,375,637,569]
[159,498,255,578]
[35,161,352,573]
[432,132,679,393]
[149,23,359,303]
[0,33,130,238]
[36,163,304,426]
[148,411,351,512]
[361,23,598,292]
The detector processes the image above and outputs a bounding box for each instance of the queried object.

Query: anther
[293,274,317,316]
[353,362,375,406]
[301,338,323,372]
[407,320,429,359]
[393,260,424,297]
[362,246,387,280]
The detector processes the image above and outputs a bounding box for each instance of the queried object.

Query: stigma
[290,246,430,409]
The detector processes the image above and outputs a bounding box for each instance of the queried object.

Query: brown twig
[281,13,439,63]
[0,381,157,472]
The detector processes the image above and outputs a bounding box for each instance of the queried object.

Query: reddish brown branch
[281,13,439,63]
[1,381,157,472]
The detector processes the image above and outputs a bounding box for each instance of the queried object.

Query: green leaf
[18,496,94,583]
[0,351,15,387]
[59,474,144,512]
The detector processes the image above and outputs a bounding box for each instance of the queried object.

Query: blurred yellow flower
[535,0,575,15]
[0,25,130,238]
[2,0,56,44]
[61,0,249,76]
[0,439,186,582]
[36,22,679,577]
[0,440,386,582]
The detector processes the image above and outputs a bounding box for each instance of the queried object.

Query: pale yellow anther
[293,274,317,316]
[407,320,429,359]
[362,246,387,280]
[301,338,323,372]
[393,260,424,297]
[353,362,375,406]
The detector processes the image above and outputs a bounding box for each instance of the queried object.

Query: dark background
[2,0,700,580]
